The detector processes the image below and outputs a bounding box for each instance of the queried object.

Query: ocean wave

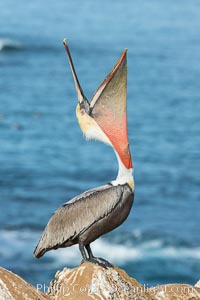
[50,238,200,267]
[0,37,120,55]
[0,38,23,51]
[0,229,199,267]
[0,38,61,54]
[48,239,141,266]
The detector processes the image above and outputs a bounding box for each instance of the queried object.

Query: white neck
[111,151,134,191]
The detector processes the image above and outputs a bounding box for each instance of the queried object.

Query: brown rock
[195,280,200,288]
[0,267,49,300]
[149,283,200,300]
[0,263,199,300]
[47,261,153,300]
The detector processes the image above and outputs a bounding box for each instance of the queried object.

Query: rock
[0,267,49,300]
[0,263,199,300]
[47,261,153,300]
[195,280,200,288]
[150,284,200,300]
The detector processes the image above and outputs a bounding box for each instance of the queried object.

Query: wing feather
[34,184,125,257]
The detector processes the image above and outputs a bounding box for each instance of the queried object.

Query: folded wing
[34,184,131,258]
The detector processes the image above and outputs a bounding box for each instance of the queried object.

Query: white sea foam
[49,238,200,266]
[1,229,200,266]
[48,239,141,266]
[161,246,200,259]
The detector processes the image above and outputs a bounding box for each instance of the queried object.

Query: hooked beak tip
[63,38,68,50]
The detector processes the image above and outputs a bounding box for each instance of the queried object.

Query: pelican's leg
[79,240,87,261]
[79,241,112,268]
[85,244,94,259]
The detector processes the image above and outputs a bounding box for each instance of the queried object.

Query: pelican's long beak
[63,39,90,113]
[63,39,132,169]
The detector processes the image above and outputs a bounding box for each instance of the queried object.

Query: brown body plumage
[34,184,133,258]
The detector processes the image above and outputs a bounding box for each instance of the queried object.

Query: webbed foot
[82,257,113,269]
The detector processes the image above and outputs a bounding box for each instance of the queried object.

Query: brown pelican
[34,40,134,267]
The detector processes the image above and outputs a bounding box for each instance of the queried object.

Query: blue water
[0,0,200,288]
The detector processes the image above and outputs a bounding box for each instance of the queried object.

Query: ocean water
[0,0,200,288]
